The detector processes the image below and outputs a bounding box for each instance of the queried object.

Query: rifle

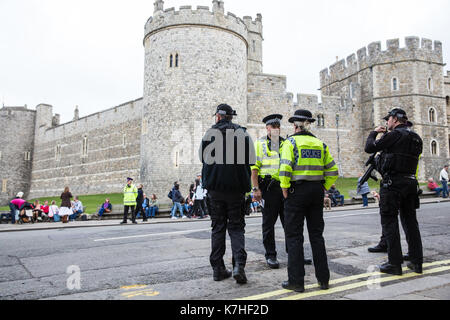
[359,153,380,188]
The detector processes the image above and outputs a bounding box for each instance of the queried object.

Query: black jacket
[200,119,255,194]
[136,188,144,204]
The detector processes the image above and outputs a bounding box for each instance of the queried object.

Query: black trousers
[261,183,285,260]
[209,190,247,270]
[135,203,146,220]
[379,177,423,265]
[123,205,136,223]
[284,182,329,285]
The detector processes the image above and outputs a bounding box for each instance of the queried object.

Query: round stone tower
[140,0,249,197]
[0,106,36,206]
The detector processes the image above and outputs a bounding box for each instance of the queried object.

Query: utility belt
[258,175,280,192]
[381,173,417,188]
[288,180,323,194]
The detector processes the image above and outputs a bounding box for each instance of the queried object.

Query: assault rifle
[358,153,381,188]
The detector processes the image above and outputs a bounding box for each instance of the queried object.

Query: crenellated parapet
[242,14,263,36]
[145,4,250,46]
[320,37,444,88]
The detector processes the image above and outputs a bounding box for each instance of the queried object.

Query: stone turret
[212,0,224,14]
[74,105,79,121]
[154,0,164,14]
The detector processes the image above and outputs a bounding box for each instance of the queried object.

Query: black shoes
[407,262,423,274]
[304,259,313,265]
[266,258,280,269]
[368,244,388,253]
[213,267,232,281]
[120,221,127,224]
[379,262,402,275]
[282,281,305,293]
[233,266,247,284]
[319,282,329,290]
[132,221,138,224]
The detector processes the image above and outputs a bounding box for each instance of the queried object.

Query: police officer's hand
[282,188,289,199]
[254,189,262,201]
[375,126,387,134]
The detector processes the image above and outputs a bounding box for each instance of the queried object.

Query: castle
[1,0,449,206]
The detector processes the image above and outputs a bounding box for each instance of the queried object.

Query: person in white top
[193,179,208,219]
[440,165,449,198]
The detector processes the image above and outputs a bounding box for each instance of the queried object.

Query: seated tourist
[427,178,443,197]
[41,201,50,221]
[98,198,112,220]
[70,196,83,221]
[32,200,43,222]
[328,185,345,207]
[148,194,159,219]
[48,201,60,222]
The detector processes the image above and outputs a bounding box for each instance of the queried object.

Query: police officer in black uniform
[365,108,423,275]
[200,104,255,284]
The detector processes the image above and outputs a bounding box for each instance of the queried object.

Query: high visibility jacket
[123,184,138,206]
[279,133,339,190]
[251,137,285,181]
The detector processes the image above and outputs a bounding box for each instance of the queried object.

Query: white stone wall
[28,99,143,199]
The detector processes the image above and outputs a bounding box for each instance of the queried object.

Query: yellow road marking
[280,265,450,300]
[121,285,148,290]
[237,259,450,300]
[122,290,160,298]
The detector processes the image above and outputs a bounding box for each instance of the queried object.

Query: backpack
[168,190,173,200]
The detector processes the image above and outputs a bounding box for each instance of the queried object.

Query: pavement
[1,197,448,233]
[0,199,449,301]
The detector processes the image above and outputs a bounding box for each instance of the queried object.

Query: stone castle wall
[0,107,36,206]
[28,99,143,200]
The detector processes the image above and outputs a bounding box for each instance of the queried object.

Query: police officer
[279,110,339,292]
[365,108,423,275]
[200,104,255,284]
[251,114,312,269]
[121,177,138,225]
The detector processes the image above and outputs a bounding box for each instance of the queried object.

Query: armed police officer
[200,104,255,285]
[365,108,423,275]
[251,114,312,269]
[279,110,339,292]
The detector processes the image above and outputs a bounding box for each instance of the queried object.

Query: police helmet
[288,110,316,123]
[263,114,283,126]
[383,108,408,121]
[214,104,237,117]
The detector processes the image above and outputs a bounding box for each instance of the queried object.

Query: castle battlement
[145,3,250,45]
[320,37,444,87]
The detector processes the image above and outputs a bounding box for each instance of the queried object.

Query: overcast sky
[1,0,449,122]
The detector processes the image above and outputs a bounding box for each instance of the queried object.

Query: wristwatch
[252,187,260,192]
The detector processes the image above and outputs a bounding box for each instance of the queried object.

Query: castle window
[446,96,450,107]
[55,145,61,161]
[175,54,179,67]
[82,137,88,157]
[252,40,256,53]
[427,78,433,92]
[349,82,355,99]
[430,140,438,156]
[169,54,173,68]
[428,107,436,123]
[392,77,399,91]
[1,179,7,193]
[175,151,179,168]
[317,114,325,127]
[24,151,31,161]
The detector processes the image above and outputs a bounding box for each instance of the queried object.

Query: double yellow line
[237,259,450,300]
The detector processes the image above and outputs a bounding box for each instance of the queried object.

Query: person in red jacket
[427,178,443,197]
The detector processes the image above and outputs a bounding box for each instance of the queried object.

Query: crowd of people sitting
[4,187,86,224]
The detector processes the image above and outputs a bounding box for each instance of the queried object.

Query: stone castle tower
[320,37,449,179]
[1,1,449,206]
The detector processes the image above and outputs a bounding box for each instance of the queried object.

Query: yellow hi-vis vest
[123,184,138,206]
[279,134,339,190]
[251,137,284,181]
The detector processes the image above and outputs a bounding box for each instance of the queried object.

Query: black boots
[233,266,247,284]
[266,258,280,269]
[213,267,232,281]
[368,244,388,253]
[379,262,402,275]
[407,262,423,274]
[282,281,305,293]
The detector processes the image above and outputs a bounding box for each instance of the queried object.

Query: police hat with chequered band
[288,109,316,123]
[383,108,408,121]
[214,104,237,116]
[262,114,283,126]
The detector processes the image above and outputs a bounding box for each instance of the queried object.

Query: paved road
[0,202,449,300]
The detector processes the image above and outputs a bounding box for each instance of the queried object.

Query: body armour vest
[378,127,423,176]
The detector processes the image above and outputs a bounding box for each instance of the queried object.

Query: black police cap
[288,109,316,123]
[262,114,283,125]
[383,108,408,121]
[214,104,237,116]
